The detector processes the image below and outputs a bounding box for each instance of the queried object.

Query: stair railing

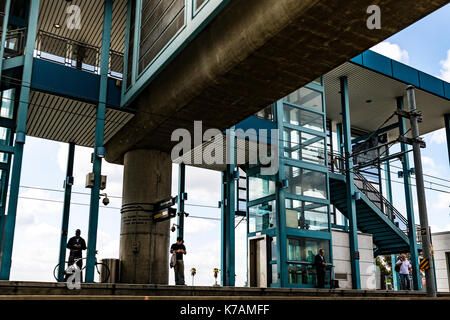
[329,151,409,236]
[35,30,123,79]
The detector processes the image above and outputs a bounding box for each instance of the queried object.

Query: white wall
[432,232,450,292]
[332,229,376,289]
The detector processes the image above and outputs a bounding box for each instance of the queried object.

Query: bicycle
[53,250,110,283]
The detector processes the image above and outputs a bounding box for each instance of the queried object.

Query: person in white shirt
[396,253,412,290]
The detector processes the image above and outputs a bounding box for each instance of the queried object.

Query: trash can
[101,258,120,283]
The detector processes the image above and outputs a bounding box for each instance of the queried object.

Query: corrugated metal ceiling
[38,0,127,53]
[324,62,450,137]
[27,90,134,147]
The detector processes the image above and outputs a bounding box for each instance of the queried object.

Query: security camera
[100,193,109,206]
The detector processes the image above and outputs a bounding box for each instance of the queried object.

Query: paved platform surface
[0,281,449,299]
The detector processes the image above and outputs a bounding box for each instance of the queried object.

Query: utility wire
[3,71,449,189]
[3,73,448,187]
[17,195,222,222]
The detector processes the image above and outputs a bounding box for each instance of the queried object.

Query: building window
[283,128,326,165]
[287,237,330,263]
[248,175,276,202]
[284,165,328,199]
[248,200,276,233]
[285,199,329,231]
[271,263,278,285]
[254,104,274,121]
[287,263,331,286]
[283,87,323,112]
[283,104,324,132]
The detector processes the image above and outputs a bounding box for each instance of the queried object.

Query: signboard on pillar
[152,207,176,222]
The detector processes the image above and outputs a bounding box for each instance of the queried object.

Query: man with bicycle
[66,229,87,280]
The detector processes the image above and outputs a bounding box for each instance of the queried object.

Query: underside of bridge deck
[105,0,447,164]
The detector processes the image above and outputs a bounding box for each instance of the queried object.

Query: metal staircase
[329,162,417,255]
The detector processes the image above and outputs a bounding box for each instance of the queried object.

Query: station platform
[0,281,449,300]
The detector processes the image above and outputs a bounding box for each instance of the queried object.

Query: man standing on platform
[170,237,187,285]
[315,249,327,288]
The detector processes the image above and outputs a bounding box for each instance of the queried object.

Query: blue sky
[6,4,450,284]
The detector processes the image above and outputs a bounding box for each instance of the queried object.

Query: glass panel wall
[284,165,327,199]
[287,263,330,286]
[283,127,325,165]
[287,237,330,263]
[283,87,323,112]
[287,237,330,285]
[255,104,274,121]
[248,200,276,233]
[283,104,324,132]
[285,199,329,231]
[248,174,276,202]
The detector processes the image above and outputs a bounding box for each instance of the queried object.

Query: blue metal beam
[445,114,450,166]
[177,163,186,239]
[351,122,399,145]
[0,127,13,255]
[85,0,113,283]
[221,128,235,286]
[275,100,288,287]
[384,149,399,290]
[0,0,40,280]
[340,76,361,289]
[0,0,11,85]
[397,96,421,291]
[57,142,75,282]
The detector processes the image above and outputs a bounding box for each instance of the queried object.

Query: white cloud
[429,128,446,145]
[439,49,450,82]
[421,156,436,169]
[430,192,450,213]
[184,217,216,235]
[371,41,409,63]
[430,224,450,233]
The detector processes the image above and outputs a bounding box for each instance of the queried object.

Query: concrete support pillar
[119,149,172,284]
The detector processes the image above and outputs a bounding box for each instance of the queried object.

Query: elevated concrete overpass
[105,0,448,164]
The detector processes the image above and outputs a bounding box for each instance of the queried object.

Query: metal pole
[445,114,450,166]
[397,96,421,291]
[85,0,113,283]
[405,86,436,297]
[177,163,186,239]
[221,128,236,286]
[57,142,75,282]
[340,76,361,289]
[0,0,40,280]
[0,0,11,83]
[384,149,399,290]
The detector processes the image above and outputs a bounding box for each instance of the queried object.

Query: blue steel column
[340,76,361,289]
[85,0,113,283]
[336,123,348,229]
[57,142,75,282]
[275,100,287,287]
[397,96,421,290]
[445,114,450,166]
[0,131,13,254]
[0,0,40,280]
[384,150,399,290]
[177,163,186,239]
[0,0,11,82]
[221,128,235,286]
